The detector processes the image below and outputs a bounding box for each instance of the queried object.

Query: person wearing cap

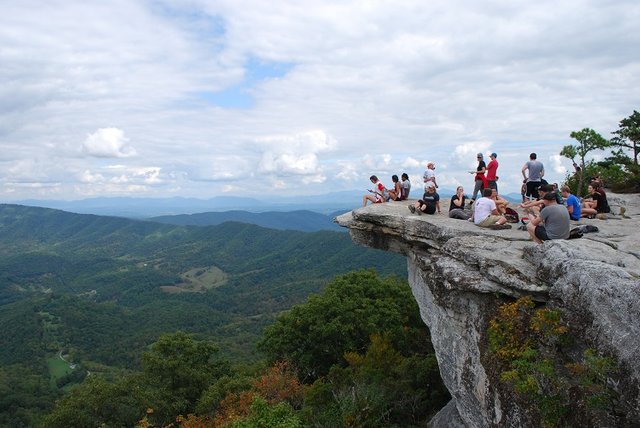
[423,162,438,188]
[522,152,545,200]
[487,152,499,192]
[469,153,487,201]
[409,181,441,215]
[527,191,570,243]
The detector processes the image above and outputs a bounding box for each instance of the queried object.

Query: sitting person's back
[527,192,570,243]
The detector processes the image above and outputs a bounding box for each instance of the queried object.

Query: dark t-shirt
[449,194,466,211]
[592,192,610,213]
[475,160,486,180]
[421,191,440,214]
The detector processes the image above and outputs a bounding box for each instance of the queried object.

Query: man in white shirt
[472,188,511,230]
[422,162,438,188]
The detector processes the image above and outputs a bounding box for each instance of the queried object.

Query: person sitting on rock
[362,175,388,206]
[519,184,554,219]
[581,182,610,218]
[400,173,411,200]
[490,188,510,215]
[449,186,472,220]
[471,188,511,229]
[409,182,441,215]
[387,175,403,201]
[560,185,581,221]
[527,192,570,243]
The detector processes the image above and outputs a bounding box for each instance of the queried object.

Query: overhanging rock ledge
[336,194,640,427]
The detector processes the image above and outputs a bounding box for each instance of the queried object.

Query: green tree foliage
[229,396,302,428]
[608,110,640,191]
[488,297,621,427]
[44,332,230,427]
[302,334,448,427]
[611,110,640,166]
[141,331,230,416]
[0,365,59,427]
[561,128,610,196]
[258,270,431,380]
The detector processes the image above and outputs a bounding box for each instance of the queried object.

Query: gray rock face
[336,194,640,426]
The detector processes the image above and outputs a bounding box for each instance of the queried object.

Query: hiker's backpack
[504,207,520,223]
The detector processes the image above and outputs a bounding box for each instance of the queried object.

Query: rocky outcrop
[336,194,640,427]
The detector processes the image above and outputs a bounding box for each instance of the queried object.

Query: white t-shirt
[423,169,435,182]
[473,197,496,225]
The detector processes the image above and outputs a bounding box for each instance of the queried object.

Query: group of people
[362,173,412,206]
[362,151,615,244]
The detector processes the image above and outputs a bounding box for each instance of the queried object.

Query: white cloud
[82,128,136,158]
[1,0,639,200]
[550,154,567,175]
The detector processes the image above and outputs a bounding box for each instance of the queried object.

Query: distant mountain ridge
[6,191,366,217]
[150,210,345,232]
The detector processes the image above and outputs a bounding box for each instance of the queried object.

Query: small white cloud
[256,129,335,178]
[336,161,359,181]
[79,169,105,183]
[402,157,421,169]
[82,128,136,158]
[549,154,567,175]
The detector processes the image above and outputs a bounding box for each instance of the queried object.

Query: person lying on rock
[527,192,570,243]
[471,188,511,229]
[409,182,441,215]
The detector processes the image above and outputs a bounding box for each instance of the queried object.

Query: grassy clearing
[162,266,228,293]
[47,356,73,387]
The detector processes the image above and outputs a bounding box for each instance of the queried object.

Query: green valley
[0,204,411,426]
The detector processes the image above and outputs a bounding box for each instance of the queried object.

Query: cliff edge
[336,193,640,427]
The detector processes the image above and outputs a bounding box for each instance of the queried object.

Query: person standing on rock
[487,152,499,192]
[527,192,570,243]
[522,152,545,200]
[423,162,438,189]
[470,153,487,201]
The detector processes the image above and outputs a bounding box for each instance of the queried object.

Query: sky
[1,0,639,201]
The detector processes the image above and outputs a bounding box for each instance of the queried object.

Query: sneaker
[489,223,512,230]
[416,208,422,215]
[408,205,416,214]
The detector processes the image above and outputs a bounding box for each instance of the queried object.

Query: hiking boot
[489,223,512,230]
[408,205,416,214]
[416,207,422,215]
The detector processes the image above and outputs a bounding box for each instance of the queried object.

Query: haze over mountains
[5,188,522,221]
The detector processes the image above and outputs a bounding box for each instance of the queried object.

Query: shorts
[479,215,502,227]
[526,181,541,198]
[418,201,437,215]
[534,225,550,241]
